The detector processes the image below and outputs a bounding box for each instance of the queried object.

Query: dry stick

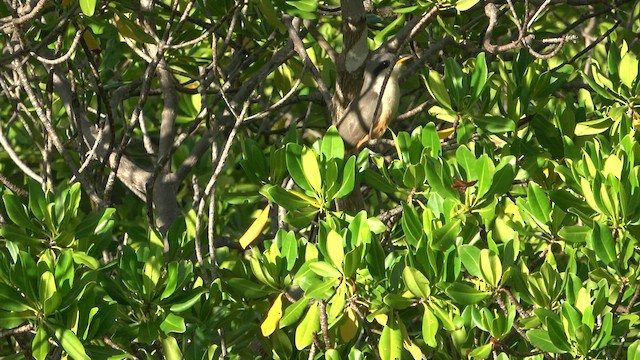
[102,39,167,204]
[505,0,525,34]
[168,0,239,50]
[173,42,295,183]
[0,0,47,29]
[303,19,338,65]
[0,5,76,66]
[102,336,127,353]
[527,0,553,29]
[0,113,43,183]
[195,100,250,283]
[308,342,317,360]
[12,55,101,205]
[0,173,28,197]
[484,3,534,54]
[495,292,549,359]
[284,15,334,122]
[549,20,620,73]
[0,323,33,338]
[30,28,85,65]
[318,300,332,349]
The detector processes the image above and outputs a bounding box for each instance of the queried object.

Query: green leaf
[295,302,320,349]
[168,288,207,312]
[546,317,570,352]
[379,314,403,360]
[445,282,491,305]
[470,52,488,101]
[0,283,30,312]
[326,230,344,269]
[286,143,313,192]
[473,115,515,133]
[335,156,356,199]
[432,218,461,251]
[628,339,640,360]
[479,249,502,287]
[71,252,100,270]
[485,156,516,198]
[527,183,551,225]
[343,246,362,278]
[280,231,299,271]
[475,155,494,199]
[582,70,616,101]
[241,139,269,182]
[226,279,273,298]
[373,14,405,46]
[256,0,286,32]
[0,310,33,328]
[403,266,430,298]
[456,0,480,11]
[113,10,156,44]
[3,194,36,230]
[456,145,477,180]
[32,326,49,360]
[561,302,581,336]
[261,184,315,210]
[160,261,193,300]
[309,261,342,279]
[79,0,96,16]
[161,335,183,360]
[52,325,90,360]
[424,69,452,109]
[403,163,426,188]
[160,313,186,334]
[280,297,309,328]
[558,225,590,243]
[469,343,492,359]
[527,329,565,353]
[306,278,338,300]
[619,52,638,88]
[301,146,322,194]
[383,294,414,309]
[363,169,397,193]
[422,305,438,348]
[430,303,456,330]
[402,203,423,247]
[589,222,617,266]
[421,122,442,156]
[40,271,61,316]
[321,126,344,161]
[28,181,47,221]
[459,245,483,279]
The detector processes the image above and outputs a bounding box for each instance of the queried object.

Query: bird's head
[362,52,412,94]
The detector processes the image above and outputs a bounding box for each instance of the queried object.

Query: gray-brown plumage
[334,52,410,212]
[336,52,410,151]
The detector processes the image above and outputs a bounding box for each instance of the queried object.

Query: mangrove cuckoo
[337,52,411,151]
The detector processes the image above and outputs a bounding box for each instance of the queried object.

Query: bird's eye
[373,60,392,76]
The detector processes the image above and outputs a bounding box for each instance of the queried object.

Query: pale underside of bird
[336,52,410,151]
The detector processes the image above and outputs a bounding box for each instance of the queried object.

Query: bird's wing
[337,90,381,149]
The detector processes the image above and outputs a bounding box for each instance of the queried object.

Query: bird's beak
[395,55,412,66]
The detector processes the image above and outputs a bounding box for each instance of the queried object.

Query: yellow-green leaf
[301,147,322,194]
[261,293,284,336]
[295,302,320,349]
[340,306,359,342]
[239,204,271,248]
[619,52,639,88]
[326,230,344,270]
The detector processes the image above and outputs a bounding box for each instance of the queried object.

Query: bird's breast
[372,78,400,139]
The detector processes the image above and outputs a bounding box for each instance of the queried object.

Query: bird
[336,51,411,151]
